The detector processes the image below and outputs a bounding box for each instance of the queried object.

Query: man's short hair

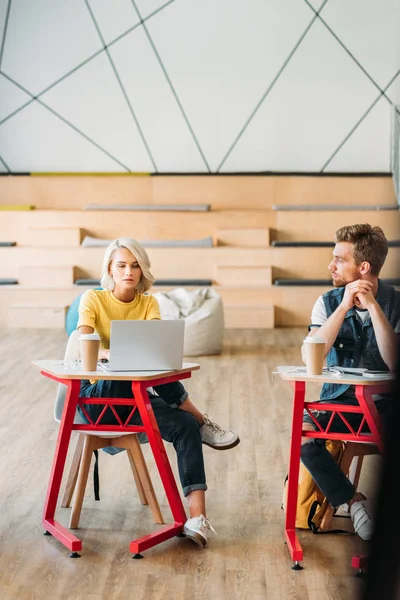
[334,223,388,276]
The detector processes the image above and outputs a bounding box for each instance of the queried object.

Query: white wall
[0,0,399,173]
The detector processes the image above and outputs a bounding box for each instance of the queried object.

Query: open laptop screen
[104,320,185,371]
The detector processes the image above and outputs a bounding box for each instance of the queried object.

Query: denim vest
[319,280,400,400]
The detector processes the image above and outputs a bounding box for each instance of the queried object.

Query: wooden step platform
[27,227,82,247]
[275,210,400,241]
[0,210,273,246]
[216,228,270,247]
[7,246,399,281]
[8,304,67,328]
[273,204,398,211]
[19,266,75,287]
[0,246,273,280]
[216,266,272,286]
[224,305,274,329]
[1,174,395,209]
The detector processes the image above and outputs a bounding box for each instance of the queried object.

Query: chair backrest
[54,330,87,424]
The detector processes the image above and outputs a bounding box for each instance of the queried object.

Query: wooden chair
[57,331,163,529]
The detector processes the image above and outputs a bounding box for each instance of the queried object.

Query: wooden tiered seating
[0,174,398,328]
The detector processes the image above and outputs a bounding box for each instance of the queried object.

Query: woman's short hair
[100,238,155,293]
[335,223,388,276]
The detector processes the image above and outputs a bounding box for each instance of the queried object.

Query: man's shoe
[350,501,373,541]
[200,414,240,450]
[183,514,217,547]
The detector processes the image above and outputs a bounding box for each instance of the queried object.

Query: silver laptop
[99,320,185,371]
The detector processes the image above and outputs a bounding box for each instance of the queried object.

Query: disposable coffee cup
[79,333,101,371]
[303,336,325,376]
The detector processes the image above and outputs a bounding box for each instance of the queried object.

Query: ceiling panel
[87,0,140,45]
[1,0,102,94]
[41,51,155,172]
[146,0,312,170]
[220,19,379,172]
[0,74,32,122]
[324,98,392,172]
[0,101,126,171]
[321,0,400,89]
[109,25,207,172]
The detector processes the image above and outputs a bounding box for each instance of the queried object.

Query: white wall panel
[41,52,155,172]
[146,0,313,170]
[321,0,400,89]
[324,98,392,172]
[1,0,102,94]
[109,26,207,172]
[87,0,140,45]
[221,19,379,172]
[0,75,31,122]
[0,0,8,46]
[0,0,398,172]
[387,73,400,105]
[306,0,326,10]
[0,102,125,172]
[135,0,174,20]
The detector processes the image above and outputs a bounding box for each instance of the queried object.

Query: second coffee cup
[79,333,101,371]
[303,336,325,375]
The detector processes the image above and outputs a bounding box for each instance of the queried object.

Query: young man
[300,224,400,540]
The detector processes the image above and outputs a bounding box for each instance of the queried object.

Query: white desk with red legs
[32,360,200,558]
[276,366,394,573]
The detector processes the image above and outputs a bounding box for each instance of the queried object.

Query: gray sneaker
[200,414,240,450]
[350,501,373,540]
[183,514,217,547]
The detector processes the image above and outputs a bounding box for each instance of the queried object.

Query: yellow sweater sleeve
[147,295,161,320]
[77,289,97,330]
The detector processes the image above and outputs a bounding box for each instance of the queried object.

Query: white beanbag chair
[153,288,224,356]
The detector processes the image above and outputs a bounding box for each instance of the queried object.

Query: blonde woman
[77,237,239,547]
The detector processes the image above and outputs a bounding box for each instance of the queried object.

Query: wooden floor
[0,328,379,600]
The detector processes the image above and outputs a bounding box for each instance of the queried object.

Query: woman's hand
[98,349,110,361]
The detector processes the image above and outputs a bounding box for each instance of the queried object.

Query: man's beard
[331,271,359,287]
[332,276,346,287]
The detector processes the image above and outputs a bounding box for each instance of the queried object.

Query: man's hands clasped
[341,280,375,312]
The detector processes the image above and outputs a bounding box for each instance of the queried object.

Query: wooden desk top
[32,360,200,381]
[275,365,395,386]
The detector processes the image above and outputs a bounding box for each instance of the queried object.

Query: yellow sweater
[77,289,160,349]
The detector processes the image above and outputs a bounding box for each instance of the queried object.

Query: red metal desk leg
[42,378,82,555]
[351,384,385,575]
[130,381,187,556]
[355,385,384,452]
[285,381,306,568]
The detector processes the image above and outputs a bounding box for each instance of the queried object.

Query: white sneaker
[350,501,373,541]
[183,514,217,547]
[200,414,240,450]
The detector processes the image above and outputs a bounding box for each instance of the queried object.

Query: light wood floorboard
[0,328,378,600]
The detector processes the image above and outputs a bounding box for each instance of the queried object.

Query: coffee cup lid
[79,333,101,341]
[303,335,325,343]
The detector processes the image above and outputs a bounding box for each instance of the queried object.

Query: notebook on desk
[98,320,185,371]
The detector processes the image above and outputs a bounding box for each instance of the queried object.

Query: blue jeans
[79,379,206,497]
[301,394,390,508]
